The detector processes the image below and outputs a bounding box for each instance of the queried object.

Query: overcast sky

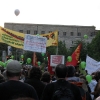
[1,0,100,30]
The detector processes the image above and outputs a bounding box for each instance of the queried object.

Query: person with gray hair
[0,60,38,100]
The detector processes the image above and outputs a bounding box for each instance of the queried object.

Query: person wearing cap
[0,60,39,100]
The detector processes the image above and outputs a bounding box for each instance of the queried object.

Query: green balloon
[0,61,3,66]
[86,75,92,83]
[20,61,23,65]
[3,63,6,68]
[7,59,13,64]
[37,61,41,66]
[84,35,88,39]
[27,58,31,64]
[21,55,24,59]
[67,56,72,62]
[37,34,40,36]
[4,59,13,68]
[80,61,86,69]
[11,55,14,59]
[41,53,45,56]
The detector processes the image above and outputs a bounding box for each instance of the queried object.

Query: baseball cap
[7,60,22,73]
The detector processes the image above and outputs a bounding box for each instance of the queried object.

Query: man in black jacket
[24,66,46,100]
[41,64,82,100]
[0,60,38,100]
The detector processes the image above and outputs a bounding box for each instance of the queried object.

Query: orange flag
[66,43,82,67]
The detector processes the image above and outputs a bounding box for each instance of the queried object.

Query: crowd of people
[0,60,100,100]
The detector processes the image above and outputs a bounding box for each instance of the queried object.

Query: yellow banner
[0,26,25,49]
[0,26,58,49]
[41,31,58,46]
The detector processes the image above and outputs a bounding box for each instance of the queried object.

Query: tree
[47,41,68,59]
[87,31,100,61]
[58,41,68,59]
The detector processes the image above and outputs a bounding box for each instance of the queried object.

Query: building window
[19,30,23,33]
[49,31,52,33]
[34,30,37,35]
[58,31,59,35]
[63,32,66,36]
[41,31,45,34]
[77,32,81,36]
[27,30,30,34]
[90,32,95,36]
[70,32,74,36]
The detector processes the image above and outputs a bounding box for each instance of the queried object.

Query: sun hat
[6,60,22,73]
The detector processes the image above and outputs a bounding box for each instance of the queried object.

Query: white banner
[85,55,100,74]
[24,34,47,53]
[50,55,65,67]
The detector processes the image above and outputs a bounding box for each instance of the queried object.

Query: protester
[66,65,81,82]
[88,74,97,100]
[41,64,82,100]
[2,70,8,81]
[0,60,38,100]
[13,97,35,100]
[0,73,5,83]
[41,71,51,84]
[66,65,92,100]
[24,66,46,100]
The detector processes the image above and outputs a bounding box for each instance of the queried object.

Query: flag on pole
[66,43,82,66]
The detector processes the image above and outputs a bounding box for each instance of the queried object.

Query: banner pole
[56,35,58,55]
[56,46,58,55]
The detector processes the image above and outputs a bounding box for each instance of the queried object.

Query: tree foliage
[87,31,100,61]
[47,41,68,59]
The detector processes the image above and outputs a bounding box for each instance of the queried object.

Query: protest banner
[85,55,100,74]
[0,26,58,48]
[24,34,47,53]
[0,26,25,49]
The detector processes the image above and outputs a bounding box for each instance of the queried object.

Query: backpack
[68,80,86,100]
[52,82,74,100]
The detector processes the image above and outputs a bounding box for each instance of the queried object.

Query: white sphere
[14,9,20,16]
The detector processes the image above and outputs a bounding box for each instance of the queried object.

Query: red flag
[47,53,54,75]
[66,43,82,66]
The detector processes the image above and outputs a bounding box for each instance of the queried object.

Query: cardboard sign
[50,55,65,67]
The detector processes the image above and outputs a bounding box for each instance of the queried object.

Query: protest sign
[50,55,65,67]
[24,34,47,53]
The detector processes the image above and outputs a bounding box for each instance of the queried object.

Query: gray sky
[1,0,100,30]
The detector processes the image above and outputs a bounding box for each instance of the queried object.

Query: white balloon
[14,9,20,16]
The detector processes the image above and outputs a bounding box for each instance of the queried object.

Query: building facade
[4,23,96,48]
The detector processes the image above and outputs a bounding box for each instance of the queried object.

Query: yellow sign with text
[0,26,25,49]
